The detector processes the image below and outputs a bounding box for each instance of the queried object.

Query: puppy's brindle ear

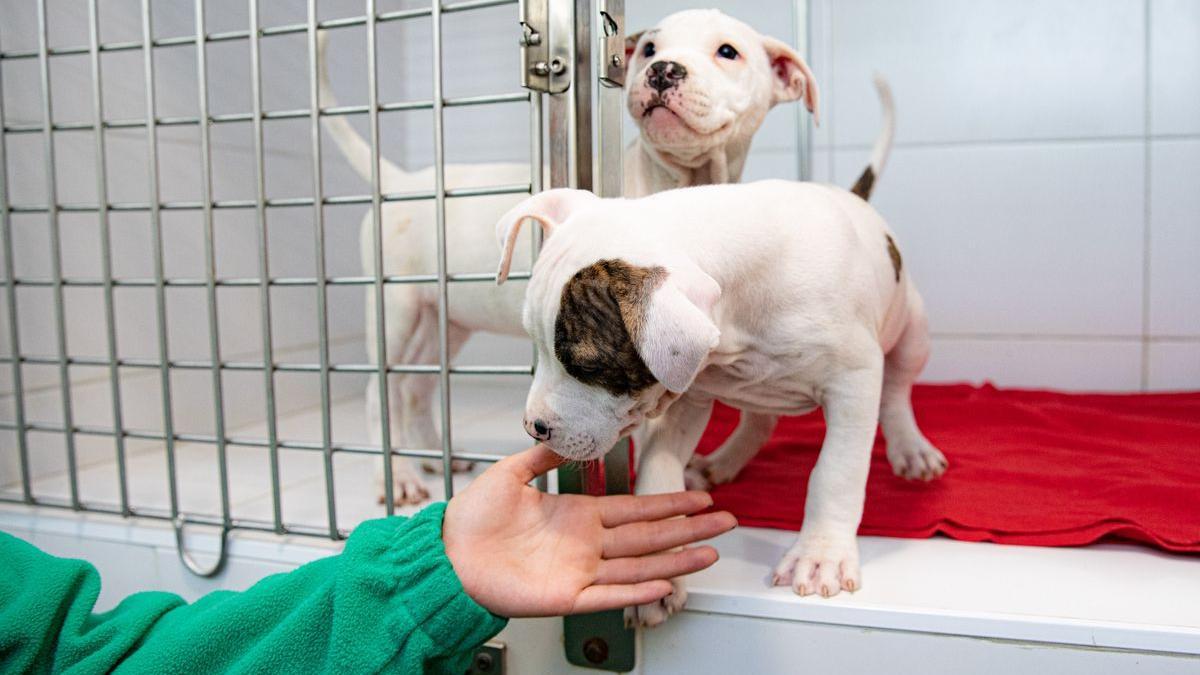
[495,188,598,285]
[555,259,720,396]
[761,36,820,126]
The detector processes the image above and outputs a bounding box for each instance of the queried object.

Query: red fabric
[694,384,1200,553]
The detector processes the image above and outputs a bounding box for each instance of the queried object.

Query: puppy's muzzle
[647,60,688,93]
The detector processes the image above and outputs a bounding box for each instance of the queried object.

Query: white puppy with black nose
[317,9,818,504]
[496,93,946,627]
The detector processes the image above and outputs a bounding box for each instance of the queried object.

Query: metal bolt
[549,58,566,74]
[473,651,494,672]
[610,54,623,69]
[582,637,609,665]
[530,61,550,76]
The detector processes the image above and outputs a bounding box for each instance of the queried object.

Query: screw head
[530,61,550,76]
[610,54,623,68]
[582,637,609,665]
[473,651,494,672]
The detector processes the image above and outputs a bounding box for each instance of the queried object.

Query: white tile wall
[1150,0,1200,136]
[835,141,1147,337]
[926,338,1144,391]
[827,0,1147,146]
[1148,138,1200,336]
[1147,341,1200,391]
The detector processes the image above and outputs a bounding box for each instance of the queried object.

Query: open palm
[443,445,736,618]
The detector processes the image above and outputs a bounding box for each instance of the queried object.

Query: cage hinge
[519,0,572,93]
[597,0,625,88]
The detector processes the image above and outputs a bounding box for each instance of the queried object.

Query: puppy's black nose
[647,60,687,92]
[527,418,551,442]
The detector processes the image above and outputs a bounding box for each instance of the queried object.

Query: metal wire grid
[0,0,543,557]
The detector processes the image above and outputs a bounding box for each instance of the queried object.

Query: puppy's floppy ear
[634,267,721,393]
[495,188,597,284]
[762,36,820,126]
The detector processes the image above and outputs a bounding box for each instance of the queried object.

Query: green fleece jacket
[0,503,507,674]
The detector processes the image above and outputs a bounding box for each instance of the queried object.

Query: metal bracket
[597,0,625,88]
[560,438,635,671]
[173,516,229,578]
[466,642,506,675]
[519,0,571,94]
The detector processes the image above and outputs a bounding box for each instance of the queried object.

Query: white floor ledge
[688,527,1200,656]
[3,505,1197,659]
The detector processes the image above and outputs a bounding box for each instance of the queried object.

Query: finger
[595,546,719,585]
[597,491,714,527]
[500,444,565,484]
[571,581,673,615]
[603,511,737,559]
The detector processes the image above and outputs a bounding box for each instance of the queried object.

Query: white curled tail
[317,31,406,189]
[849,74,895,201]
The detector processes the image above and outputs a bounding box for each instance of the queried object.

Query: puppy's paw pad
[624,581,688,628]
[773,538,860,599]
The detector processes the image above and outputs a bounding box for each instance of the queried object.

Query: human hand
[443,445,736,618]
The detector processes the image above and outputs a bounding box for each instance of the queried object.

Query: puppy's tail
[317,31,401,188]
[849,74,895,202]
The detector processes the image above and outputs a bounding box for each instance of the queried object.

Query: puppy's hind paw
[887,438,947,482]
[376,474,431,506]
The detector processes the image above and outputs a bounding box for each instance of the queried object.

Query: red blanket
[694,384,1200,553]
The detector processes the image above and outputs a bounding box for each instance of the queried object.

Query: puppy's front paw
[887,437,947,482]
[772,534,861,598]
[624,578,687,628]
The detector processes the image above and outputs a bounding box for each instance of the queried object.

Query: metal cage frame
[0,0,811,588]
[0,0,551,574]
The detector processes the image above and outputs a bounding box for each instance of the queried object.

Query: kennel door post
[524,0,634,668]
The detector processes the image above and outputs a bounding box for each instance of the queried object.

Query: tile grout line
[1139,0,1153,391]
[769,131,1200,156]
[825,0,835,182]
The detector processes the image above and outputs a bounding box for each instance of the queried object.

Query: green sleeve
[0,503,507,674]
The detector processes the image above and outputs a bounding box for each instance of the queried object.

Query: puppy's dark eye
[717,43,739,60]
[642,41,656,58]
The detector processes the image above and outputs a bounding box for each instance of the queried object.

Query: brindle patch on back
[885,233,902,282]
[555,259,665,396]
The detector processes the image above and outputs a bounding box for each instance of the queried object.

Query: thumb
[505,444,565,484]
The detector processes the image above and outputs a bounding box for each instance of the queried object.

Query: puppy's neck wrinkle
[631,137,746,194]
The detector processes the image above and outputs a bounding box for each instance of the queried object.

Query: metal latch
[519,0,571,93]
[598,0,625,88]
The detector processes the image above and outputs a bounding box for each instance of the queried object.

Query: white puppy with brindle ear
[495,86,947,627]
[316,9,819,504]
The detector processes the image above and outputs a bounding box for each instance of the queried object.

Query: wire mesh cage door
[0,0,550,576]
